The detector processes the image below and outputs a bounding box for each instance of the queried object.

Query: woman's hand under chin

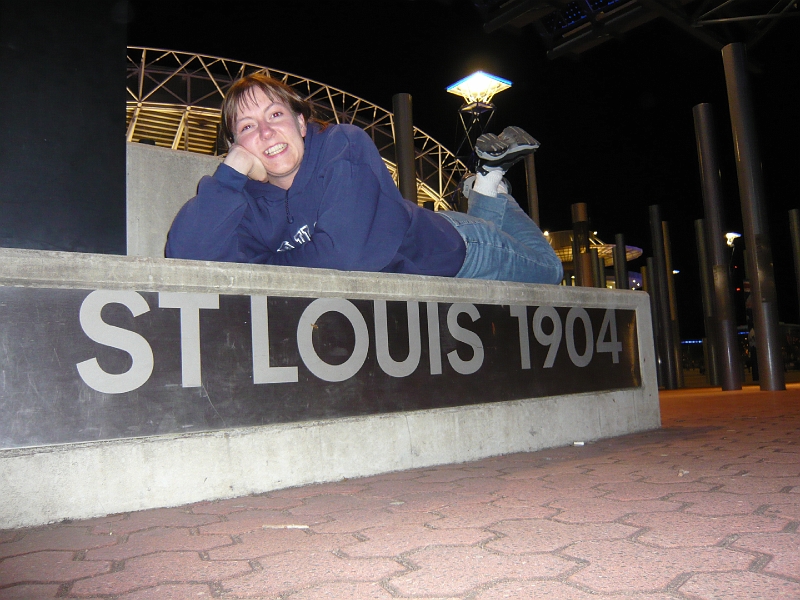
[223,144,269,182]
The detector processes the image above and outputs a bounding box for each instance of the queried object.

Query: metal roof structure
[474,0,797,59]
[125,47,468,210]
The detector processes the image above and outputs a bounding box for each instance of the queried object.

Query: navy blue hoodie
[165,123,465,276]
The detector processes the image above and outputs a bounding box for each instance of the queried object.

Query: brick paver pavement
[1,384,799,599]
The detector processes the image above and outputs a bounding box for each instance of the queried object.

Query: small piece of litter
[678,470,690,477]
[574,441,585,446]
[390,501,405,506]
[262,524,309,529]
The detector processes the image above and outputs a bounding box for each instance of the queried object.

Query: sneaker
[475,126,540,175]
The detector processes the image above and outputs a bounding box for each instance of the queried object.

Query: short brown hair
[220,73,321,145]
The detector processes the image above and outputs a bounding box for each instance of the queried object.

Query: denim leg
[493,193,557,262]
[467,190,507,227]
[463,190,563,283]
[438,210,563,284]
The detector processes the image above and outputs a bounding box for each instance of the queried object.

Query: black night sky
[127,0,799,339]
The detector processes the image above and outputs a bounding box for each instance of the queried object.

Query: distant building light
[672,269,680,274]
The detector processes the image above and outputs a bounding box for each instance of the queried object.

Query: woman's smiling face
[234,87,307,190]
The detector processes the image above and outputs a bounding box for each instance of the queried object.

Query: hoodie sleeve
[255,130,410,271]
[164,164,251,262]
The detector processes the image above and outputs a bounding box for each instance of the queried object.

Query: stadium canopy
[473,0,798,59]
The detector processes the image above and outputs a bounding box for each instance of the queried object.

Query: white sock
[472,169,503,197]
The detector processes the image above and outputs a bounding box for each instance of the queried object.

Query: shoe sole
[475,133,507,157]
[475,128,539,161]
[499,126,539,150]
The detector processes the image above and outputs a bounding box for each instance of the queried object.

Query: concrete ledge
[0,247,644,306]
[0,248,659,529]
[2,389,649,529]
[126,142,221,258]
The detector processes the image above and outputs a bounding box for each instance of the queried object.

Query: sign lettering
[0,288,641,448]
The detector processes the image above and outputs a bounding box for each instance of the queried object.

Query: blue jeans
[438,192,563,284]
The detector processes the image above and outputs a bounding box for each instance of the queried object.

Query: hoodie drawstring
[285,191,294,224]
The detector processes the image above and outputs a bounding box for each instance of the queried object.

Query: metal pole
[571,203,593,287]
[789,209,800,324]
[524,154,540,226]
[597,251,607,288]
[649,204,679,389]
[614,234,628,290]
[663,221,684,387]
[692,102,743,390]
[590,248,603,288]
[695,219,720,386]
[392,93,417,203]
[722,42,784,391]
[643,259,664,386]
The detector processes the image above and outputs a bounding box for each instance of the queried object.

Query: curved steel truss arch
[126,47,467,210]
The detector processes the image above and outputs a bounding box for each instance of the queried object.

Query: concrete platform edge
[0,387,656,530]
[0,248,659,529]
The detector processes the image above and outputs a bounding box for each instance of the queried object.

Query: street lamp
[447,71,512,157]
[447,71,511,108]
[725,232,742,247]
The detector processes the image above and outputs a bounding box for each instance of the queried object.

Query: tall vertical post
[614,234,628,290]
[0,1,126,254]
[392,93,417,203]
[650,204,679,389]
[643,258,664,386]
[663,222,684,387]
[789,209,800,323]
[693,102,743,390]
[590,248,603,288]
[571,203,593,287]
[695,219,720,386]
[524,154,540,226]
[722,43,784,391]
[597,251,607,288]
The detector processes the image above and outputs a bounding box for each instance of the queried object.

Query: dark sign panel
[0,288,640,448]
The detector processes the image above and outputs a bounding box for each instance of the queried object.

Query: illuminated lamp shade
[725,232,742,247]
[446,71,512,105]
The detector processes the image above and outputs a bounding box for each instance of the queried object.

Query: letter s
[446,303,484,375]
[76,290,154,394]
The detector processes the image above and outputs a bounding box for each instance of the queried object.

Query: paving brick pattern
[1,385,799,599]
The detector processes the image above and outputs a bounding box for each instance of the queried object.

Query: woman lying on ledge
[165,73,562,285]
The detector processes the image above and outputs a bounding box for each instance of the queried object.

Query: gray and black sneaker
[475,126,540,175]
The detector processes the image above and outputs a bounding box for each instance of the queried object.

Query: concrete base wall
[0,249,659,530]
[126,143,221,258]
[2,389,651,530]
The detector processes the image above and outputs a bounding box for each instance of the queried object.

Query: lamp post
[447,71,512,158]
[447,71,545,217]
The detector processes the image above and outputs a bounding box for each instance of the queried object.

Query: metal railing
[126,47,468,210]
